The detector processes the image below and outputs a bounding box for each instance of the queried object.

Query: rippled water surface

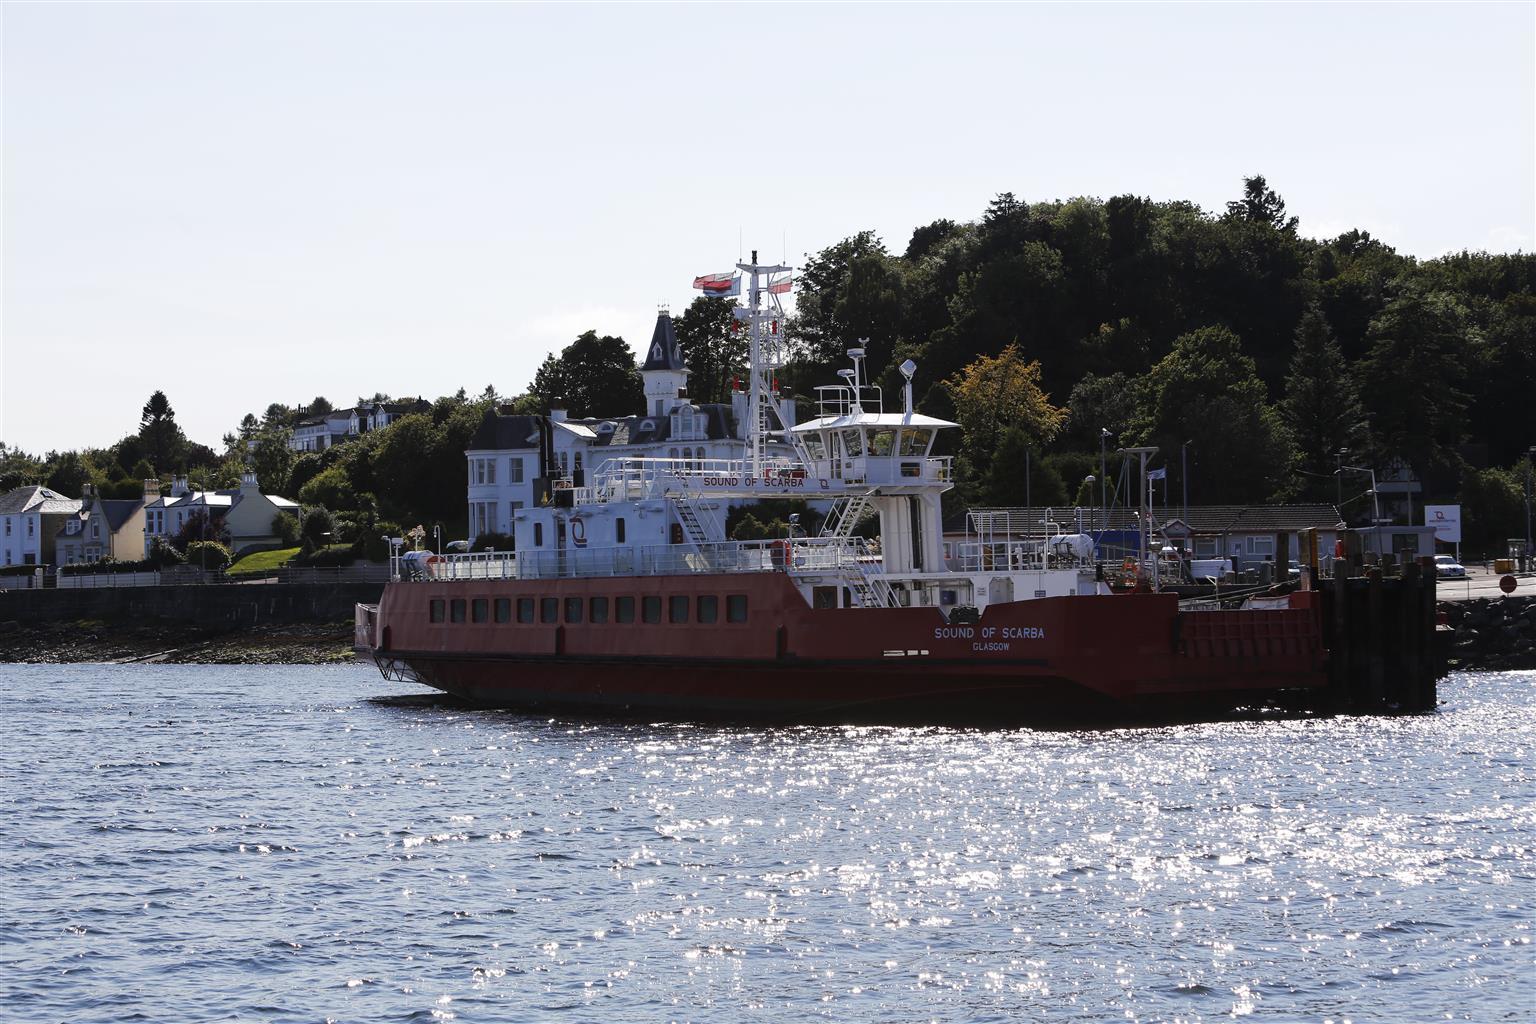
[2,665,1532,1022]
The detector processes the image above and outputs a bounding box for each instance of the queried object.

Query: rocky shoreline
[1441,594,1536,672]
[0,619,359,665]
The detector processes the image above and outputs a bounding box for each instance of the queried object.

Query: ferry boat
[354,255,1330,721]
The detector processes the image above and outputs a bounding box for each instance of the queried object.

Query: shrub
[59,558,156,576]
[299,507,335,550]
[360,522,401,563]
[295,543,355,568]
[184,541,234,572]
[470,531,515,553]
[147,536,185,568]
[272,511,300,547]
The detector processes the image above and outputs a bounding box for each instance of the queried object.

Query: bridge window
[590,596,609,623]
[517,597,535,623]
[616,596,636,623]
[540,597,558,623]
[841,429,864,457]
[697,595,718,624]
[471,598,488,623]
[669,595,689,623]
[803,434,825,460]
[869,428,896,456]
[642,596,662,624]
[495,598,511,623]
[616,517,626,543]
[429,599,445,623]
[898,428,933,456]
[727,594,748,622]
[534,523,544,547]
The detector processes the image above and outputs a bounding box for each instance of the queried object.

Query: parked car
[1434,554,1467,579]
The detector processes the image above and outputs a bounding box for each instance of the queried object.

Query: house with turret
[464,310,797,544]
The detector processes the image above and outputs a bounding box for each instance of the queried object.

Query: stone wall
[0,582,382,627]
[1441,595,1536,671]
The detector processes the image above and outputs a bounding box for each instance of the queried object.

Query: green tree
[530,331,643,417]
[673,297,745,405]
[138,391,187,471]
[0,443,46,490]
[789,231,907,374]
[44,450,100,497]
[298,465,357,511]
[1129,326,1297,503]
[367,414,442,519]
[272,511,301,547]
[1359,290,1478,479]
[1282,305,1368,499]
[1225,174,1298,232]
[249,429,295,496]
[982,426,1071,508]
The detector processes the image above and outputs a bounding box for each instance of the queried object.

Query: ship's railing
[813,383,884,419]
[579,456,809,503]
[574,453,954,502]
[408,536,883,582]
[946,538,1092,573]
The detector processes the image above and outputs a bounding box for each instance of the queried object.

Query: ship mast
[734,250,792,481]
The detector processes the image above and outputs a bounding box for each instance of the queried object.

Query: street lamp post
[1336,448,1349,509]
[433,524,442,557]
[1181,440,1192,527]
[1099,428,1112,533]
[1338,463,1381,557]
[1025,446,1031,512]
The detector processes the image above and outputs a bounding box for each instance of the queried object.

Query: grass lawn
[228,547,301,573]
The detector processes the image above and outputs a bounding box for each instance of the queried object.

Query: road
[1435,565,1536,602]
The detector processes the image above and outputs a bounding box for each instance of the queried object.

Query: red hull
[365,573,1328,722]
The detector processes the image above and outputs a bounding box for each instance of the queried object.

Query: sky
[3,2,1533,456]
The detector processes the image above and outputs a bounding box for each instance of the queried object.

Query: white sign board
[1425,504,1461,543]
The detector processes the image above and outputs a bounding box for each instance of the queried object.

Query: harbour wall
[1441,594,1536,671]
[0,582,381,628]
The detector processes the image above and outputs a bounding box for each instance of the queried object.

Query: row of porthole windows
[429,593,748,626]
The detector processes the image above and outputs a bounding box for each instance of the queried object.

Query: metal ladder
[843,539,893,608]
[673,495,722,550]
[820,492,874,539]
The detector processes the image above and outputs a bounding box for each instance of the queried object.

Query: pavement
[1435,564,1536,602]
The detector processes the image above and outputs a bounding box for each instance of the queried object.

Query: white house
[289,398,431,452]
[464,311,798,543]
[0,485,83,566]
[142,473,299,557]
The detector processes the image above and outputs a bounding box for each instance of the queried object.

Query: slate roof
[640,312,688,372]
[578,404,737,447]
[0,485,81,515]
[99,499,144,532]
[468,411,543,451]
[1164,504,1345,533]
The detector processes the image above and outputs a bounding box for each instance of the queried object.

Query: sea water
[1,664,1531,1022]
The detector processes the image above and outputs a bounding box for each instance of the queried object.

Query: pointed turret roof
[641,312,688,373]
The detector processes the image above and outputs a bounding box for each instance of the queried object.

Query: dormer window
[670,407,703,441]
